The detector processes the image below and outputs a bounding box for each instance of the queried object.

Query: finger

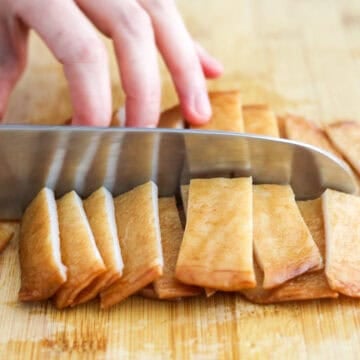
[195,42,224,79]
[76,0,161,127]
[14,0,111,126]
[138,0,211,125]
[0,16,28,119]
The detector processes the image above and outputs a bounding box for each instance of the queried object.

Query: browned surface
[158,105,184,129]
[54,192,105,309]
[72,188,123,306]
[0,222,17,253]
[154,197,200,299]
[282,115,343,158]
[18,189,66,302]
[243,104,280,137]
[190,90,244,131]
[253,185,322,289]
[243,198,338,303]
[322,189,360,297]
[176,178,255,291]
[100,182,163,308]
[2,1,360,358]
[325,121,360,176]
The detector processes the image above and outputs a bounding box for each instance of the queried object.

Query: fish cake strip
[180,185,189,216]
[253,185,322,289]
[100,181,163,308]
[54,191,105,309]
[72,188,123,306]
[191,90,244,131]
[153,197,200,299]
[283,115,342,158]
[243,198,337,303]
[176,178,255,291]
[322,189,360,297]
[158,105,184,129]
[0,222,17,253]
[243,105,279,137]
[325,121,360,176]
[139,284,159,299]
[180,185,216,297]
[19,188,67,301]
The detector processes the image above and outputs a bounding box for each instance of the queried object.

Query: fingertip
[180,91,212,125]
[203,59,224,78]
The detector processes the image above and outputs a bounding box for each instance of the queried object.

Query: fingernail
[194,91,212,120]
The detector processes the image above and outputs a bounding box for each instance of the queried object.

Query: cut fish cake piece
[19,188,67,302]
[0,222,17,253]
[243,198,337,303]
[191,90,244,131]
[325,121,360,176]
[176,177,255,291]
[180,185,189,216]
[253,185,322,289]
[153,197,200,299]
[180,185,217,297]
[139,284,159,299]
[72,187,123,306]
[158,105,184,129]
[54,191,106,309]
[322,189,360,297]
[283,115,342,158]
[100,181,163,308]
[243,105,279,137]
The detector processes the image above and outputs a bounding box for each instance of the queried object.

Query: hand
[0,0,223,127]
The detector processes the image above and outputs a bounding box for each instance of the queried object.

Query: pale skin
[0,0,223,127]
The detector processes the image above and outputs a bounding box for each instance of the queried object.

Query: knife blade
[0,126,356,219]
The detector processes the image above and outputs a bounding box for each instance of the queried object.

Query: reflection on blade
[249,137,292,185]
[55,132,101,197]
[0,127,355,219]
[184,132,251,179]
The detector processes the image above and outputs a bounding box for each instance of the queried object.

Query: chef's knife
[0,126,356,219]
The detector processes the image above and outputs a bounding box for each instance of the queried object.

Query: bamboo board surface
[1,1,360,359]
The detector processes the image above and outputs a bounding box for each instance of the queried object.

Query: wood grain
[1,0,360,358]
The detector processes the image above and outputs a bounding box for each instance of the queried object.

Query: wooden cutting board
[1,1,360,358]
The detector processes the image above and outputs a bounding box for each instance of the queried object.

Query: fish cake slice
[110,107,125,127]
[139,284,159,299]
[153,197,200,299]
[0,222,17,253]
[243,198,337,303]
[322,189,360,297]
[19,188,67,302]
[72,188,123,306]
[176,177,255,291]
[54,191,106,309]
[325,121,360,176]
[253,185,322,289]
[180,185,217,297]
[100,181,163,308]
[243,105,279,137]
[158,105,184,129]
[191,90,244,131]
[283,115,342,158]
[180,185,189,216]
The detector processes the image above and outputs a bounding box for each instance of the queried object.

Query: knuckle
[60,37,107,64]
[141,0,175,12]
[126,85,160,105]
[116,3,152,38]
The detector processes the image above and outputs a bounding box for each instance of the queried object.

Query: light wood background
[1,1,360,359]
